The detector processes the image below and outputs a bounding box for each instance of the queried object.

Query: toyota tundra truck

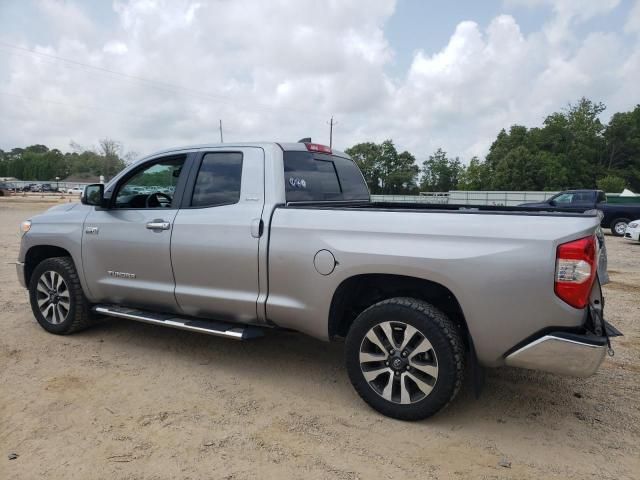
[16,141,620,420]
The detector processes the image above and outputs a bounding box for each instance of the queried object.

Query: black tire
[345,297,464,421]
[28,257,96,335]
[610,218,631,237]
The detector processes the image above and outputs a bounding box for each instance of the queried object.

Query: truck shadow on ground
[77,317,604,429]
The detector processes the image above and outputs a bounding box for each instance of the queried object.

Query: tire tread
[29,256,95,334]
[346,297,465,420]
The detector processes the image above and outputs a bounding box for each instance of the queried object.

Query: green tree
[597,175,626,193]
[603,105,640,190]
[0,139,130,181]
[458,156,491,190]
[420,148,463,191]
[345,140,418,194]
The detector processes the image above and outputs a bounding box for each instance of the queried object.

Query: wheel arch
[328,274,471,347]
[24,245,73,287]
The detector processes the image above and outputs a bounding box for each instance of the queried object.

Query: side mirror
[548,200,556,206]
[82,184,106,207]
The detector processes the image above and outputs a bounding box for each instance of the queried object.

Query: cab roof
[140,142,350,161]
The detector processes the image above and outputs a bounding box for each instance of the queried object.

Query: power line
[0,41,329,119]
[0,90,151,120]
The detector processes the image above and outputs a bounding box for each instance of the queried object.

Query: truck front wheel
[345,297,464,420]
[28,257,96,335]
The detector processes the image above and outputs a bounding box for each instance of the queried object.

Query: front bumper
[16,262,26,288]
[505,332,607,377]
[624,228,640,241]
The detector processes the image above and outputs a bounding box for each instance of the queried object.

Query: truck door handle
[250,218,264,238]
[146,221,170,230]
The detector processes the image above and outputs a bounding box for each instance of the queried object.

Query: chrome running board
[93,305,264,340]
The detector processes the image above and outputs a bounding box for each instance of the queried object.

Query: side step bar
[93,305,264,340]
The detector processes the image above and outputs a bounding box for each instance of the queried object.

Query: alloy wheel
[359,321,439,404]
[614,222,628,235]
[36,270,70,325]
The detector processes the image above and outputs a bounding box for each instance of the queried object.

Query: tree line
[346,98,640,193]
[0,139,132,182]
[2,98,639,193]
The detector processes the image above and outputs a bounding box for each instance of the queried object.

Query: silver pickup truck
[16,141,619,420]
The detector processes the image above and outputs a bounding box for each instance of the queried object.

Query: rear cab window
[283,151,369,203]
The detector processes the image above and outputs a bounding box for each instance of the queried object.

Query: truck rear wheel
[28,257,96,335]
[345,297,464,420]
[610,218,630,237]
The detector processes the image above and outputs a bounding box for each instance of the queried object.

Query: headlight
[629,222,638,229]
[19,220,31,237]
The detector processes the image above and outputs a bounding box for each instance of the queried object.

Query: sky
[0,0,639,162]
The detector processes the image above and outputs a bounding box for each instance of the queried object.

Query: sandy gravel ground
[1,201,639,480]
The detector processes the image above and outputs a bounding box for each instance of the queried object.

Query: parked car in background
[67,186,84,195]
[37,183,55,193]
[520,189,640,236]
[0,182,13,196]
[624,220,640,243]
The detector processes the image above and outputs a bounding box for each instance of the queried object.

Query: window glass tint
[554,193,573,204]
[115,155,185,208]
[283,152,369,202]
[191,152,243,207]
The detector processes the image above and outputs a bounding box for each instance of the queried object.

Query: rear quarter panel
[266,208,600,366]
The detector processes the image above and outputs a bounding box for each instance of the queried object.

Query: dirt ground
[1,200,639,480]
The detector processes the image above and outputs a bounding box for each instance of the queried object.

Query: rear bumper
[16,262,26,288]
[504,332,607,377]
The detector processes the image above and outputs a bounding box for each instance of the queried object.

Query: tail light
[305,143,332,154]
[554,235,597,309]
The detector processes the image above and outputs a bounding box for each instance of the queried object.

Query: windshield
[283,151,370,202]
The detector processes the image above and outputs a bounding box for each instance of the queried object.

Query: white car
[67,186,84,195]
[624,220,640,242]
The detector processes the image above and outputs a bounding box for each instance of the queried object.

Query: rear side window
[191,152,243,207]
[283,151,369,202]
[597,191,607,203]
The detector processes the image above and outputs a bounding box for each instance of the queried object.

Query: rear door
[170,147,265,323]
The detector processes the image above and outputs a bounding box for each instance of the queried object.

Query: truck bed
[267,200,602,365]
[284,200,601,217]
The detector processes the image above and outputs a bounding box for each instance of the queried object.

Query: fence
[371,191,560,206]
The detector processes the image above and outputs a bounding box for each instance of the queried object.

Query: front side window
[114,155,185,208]
[191,152,243,207]
[553,193,573,204]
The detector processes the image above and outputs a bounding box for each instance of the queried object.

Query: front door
[82,154,189,311]
[171,148,265,323]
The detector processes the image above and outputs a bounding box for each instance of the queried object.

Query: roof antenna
[297,137,312,143]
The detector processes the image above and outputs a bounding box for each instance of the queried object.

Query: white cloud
[103,41,128,55]
[0,0,637,164]
[626,0,640,33]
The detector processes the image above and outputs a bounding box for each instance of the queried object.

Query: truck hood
[30,202,92,223]
[45,202,82,213]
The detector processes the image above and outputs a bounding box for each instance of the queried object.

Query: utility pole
[328,116,338,148]
[219,119,224,143]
